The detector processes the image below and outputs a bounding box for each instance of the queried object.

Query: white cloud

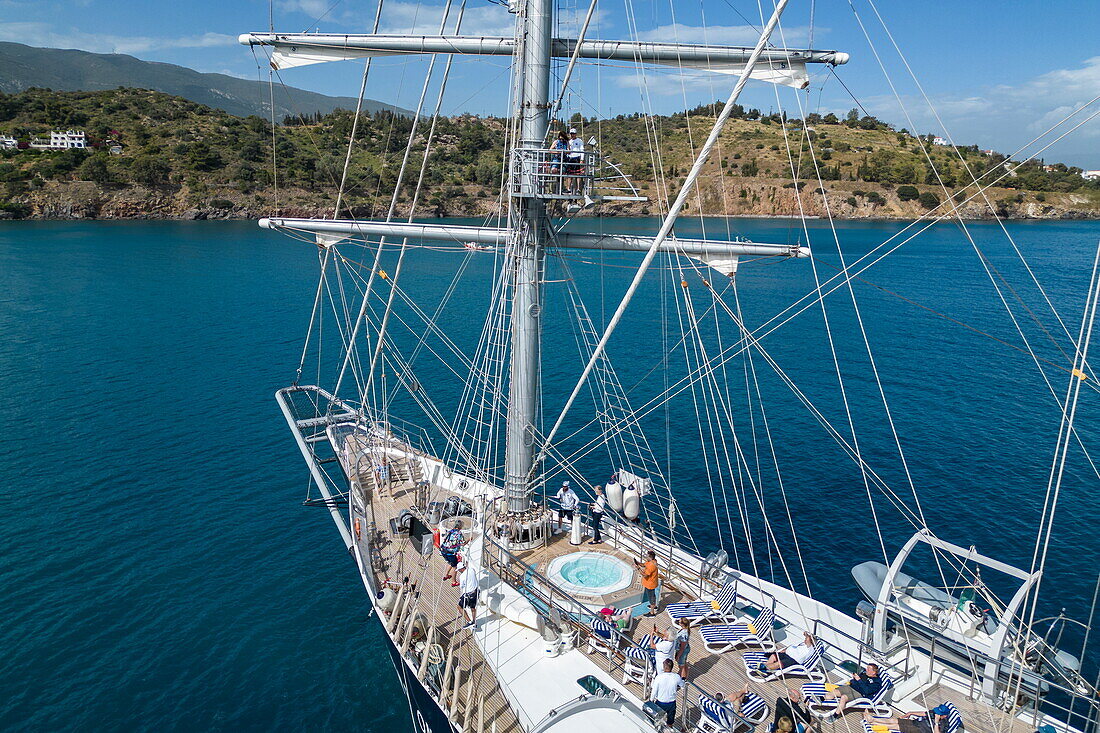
[852,57,1100,165]
[0,22,236,55]
[376,1,516,36]
[276,0,333,17]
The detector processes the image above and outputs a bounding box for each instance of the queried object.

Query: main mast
[504,0,553,516]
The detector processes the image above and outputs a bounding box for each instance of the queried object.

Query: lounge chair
[743,641,826,682]
[695,692,770,733]
[801,672,893,717]
[586,619,617,660]
[860,702,962,733]
[700,607,777,653]
[666,580,738,626]
[622,645,655,686]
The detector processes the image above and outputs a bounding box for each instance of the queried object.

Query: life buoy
[354,516,362,540]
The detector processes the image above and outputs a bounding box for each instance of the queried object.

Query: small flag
[378,269,388,280]
[1072,368,1087,381]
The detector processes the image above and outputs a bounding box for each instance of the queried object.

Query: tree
[918,191,940,209]
[130,155,170,185]
[78,155,110,183]
[897,185,919,202]
[185,142,222,172]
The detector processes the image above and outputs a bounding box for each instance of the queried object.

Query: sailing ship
[239,1,1100,731]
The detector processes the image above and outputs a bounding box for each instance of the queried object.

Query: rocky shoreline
[3,178,1096,222]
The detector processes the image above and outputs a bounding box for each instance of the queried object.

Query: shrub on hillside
[918,191,940,209]
[896,185,919,202]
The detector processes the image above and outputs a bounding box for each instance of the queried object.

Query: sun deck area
[339,424,1073,733]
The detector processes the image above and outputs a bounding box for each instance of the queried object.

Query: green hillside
[0,42,410,120]
[0,87,1096,221]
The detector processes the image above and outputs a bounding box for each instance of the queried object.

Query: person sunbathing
[823,663,883,718]
[763,631,817,670]
[863,704,951,733]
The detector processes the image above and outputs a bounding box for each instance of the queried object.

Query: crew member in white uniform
[555,480,579,533]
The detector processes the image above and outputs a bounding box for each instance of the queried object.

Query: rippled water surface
[1,219,1098,731]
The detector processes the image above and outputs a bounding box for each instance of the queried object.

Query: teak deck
[353,446,1042,733]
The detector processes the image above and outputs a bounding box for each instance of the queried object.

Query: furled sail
[672,59,809,89]
[241,34,848,87]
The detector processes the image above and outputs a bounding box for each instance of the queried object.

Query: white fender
[605,480,624,512]
[622,483,640,521]
[377,587,397,615]
[569,513,583,545]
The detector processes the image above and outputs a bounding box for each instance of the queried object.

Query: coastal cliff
[2,88,1097,221]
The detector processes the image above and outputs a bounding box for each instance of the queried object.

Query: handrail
[480,523,757,733]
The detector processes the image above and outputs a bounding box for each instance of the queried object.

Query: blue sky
[1,0,1098,167]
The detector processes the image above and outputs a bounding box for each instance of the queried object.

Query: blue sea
[1,218,1098,731]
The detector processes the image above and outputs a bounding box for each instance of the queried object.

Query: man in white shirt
[589,485,606,544]
[458,562,481,629]
[764,630,817,671]
[565,127,585,194]
[555,480,578,533]
[650,658,684,724]
[651,626,677,671]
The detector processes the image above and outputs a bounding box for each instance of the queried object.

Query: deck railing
[509,147,599,199]
[481,525,758,732]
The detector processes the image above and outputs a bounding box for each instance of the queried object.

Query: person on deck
[650,658,684,725]
[439,525,463,587]
[763,630,817,671]
[565,127,585,194]
[589,485,606,544]
[863,705,951,733]
[555,480,579,533]
[549,129,569,195]
[635,549,660,616]
[673,617,692,678]
[650,623,678,671]
[772,688,816,733]
[457,560,481,629]
[824,663,883,719]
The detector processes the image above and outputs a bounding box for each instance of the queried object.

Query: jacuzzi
[546,552,634,599]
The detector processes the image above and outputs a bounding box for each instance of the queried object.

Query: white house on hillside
[0,135,17,149]
[932,136,948,146]
[1083,170,1100,181]
[49,130,86,149]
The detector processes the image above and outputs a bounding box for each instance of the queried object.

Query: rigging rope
[539,0,795,464]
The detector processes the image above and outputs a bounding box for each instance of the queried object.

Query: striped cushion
[801,682,828,700]
[754,607,776,637]
[945,703,963,733]
[667,601,717,619]
[714,582,738,612]
[700,623,757,644]
[666,581,738,619]
[804,643,824,669]
[592,620,613,639]
[742,692,768,721]
[699,695,733,727]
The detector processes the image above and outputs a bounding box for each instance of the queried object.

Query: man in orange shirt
[636,549,660,616]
